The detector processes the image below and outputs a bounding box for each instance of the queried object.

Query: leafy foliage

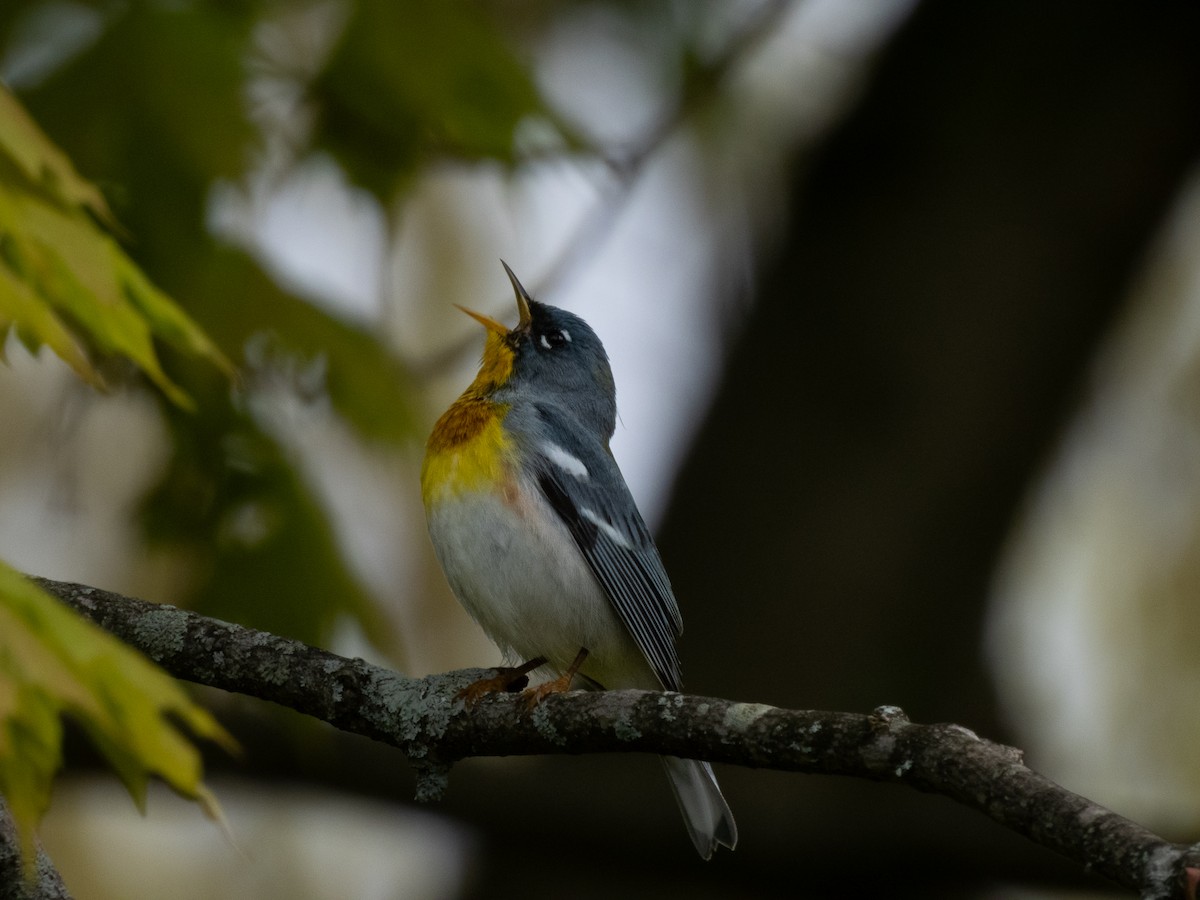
[0,85,233,406]
[0,563,234,871]
[0,77,241,876]
[6,1,429,647]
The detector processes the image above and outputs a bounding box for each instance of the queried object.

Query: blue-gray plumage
[526,401,684,691]
[422,263,736,858]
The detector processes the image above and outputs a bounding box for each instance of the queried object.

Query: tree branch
[0,797,72,900]
[32,576,1200,899]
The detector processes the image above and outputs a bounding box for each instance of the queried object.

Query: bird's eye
[539,330,569,350]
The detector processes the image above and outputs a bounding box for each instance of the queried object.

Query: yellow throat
[421,329,516,504]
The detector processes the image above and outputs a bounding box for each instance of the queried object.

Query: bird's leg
[456,656,547,706]
[521,647,589,709]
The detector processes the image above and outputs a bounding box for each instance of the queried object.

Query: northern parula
[420,262,737,858]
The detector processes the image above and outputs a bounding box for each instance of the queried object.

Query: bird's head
[458,262,617,440]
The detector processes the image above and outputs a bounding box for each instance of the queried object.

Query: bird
[420,261,737,858]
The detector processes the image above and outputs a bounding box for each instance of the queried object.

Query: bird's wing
[529,403,683,691]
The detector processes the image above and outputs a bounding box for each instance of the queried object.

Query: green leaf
[0,562,234,873]
[0,85,112,224]
[0,256,95,384]
[0,84,234,406]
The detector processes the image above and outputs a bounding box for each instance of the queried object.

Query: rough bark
[0,798,72,900]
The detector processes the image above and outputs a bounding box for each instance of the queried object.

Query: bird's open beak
[454,261,535,335]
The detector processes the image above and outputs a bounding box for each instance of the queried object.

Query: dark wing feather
[531,406,683,691]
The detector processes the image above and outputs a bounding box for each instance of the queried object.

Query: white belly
[425,477,656,690]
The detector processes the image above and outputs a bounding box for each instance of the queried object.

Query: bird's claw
[455,668,532,706]
[456,657,547,706]
[519,673,574,710]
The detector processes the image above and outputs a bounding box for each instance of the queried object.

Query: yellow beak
[454,304,509,335]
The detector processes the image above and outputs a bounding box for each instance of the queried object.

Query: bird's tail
[660,756,738,859]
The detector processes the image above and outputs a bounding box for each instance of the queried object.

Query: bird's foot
[519,647,589,711]
[456,657,546,706]
[519,671,576,710]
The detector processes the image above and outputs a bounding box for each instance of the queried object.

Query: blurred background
[3,0,1200,896]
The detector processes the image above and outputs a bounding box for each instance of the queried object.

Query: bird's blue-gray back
[509,400,684,691]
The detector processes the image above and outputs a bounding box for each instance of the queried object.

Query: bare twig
[31,576,1200,900]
